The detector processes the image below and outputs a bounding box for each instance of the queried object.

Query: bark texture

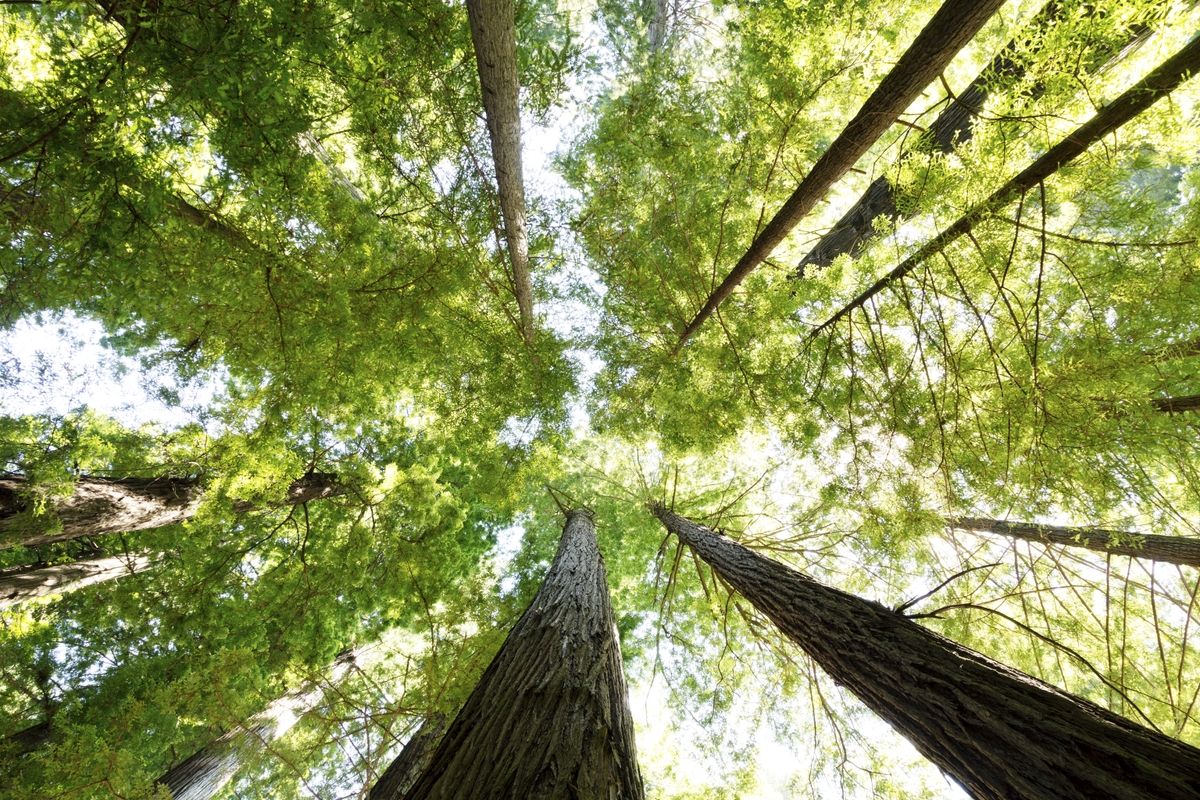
[466,0,535,347]
[794,1,1158,273]
[400,510,644,800]
[808,36,1200,339]
[0,472,343,550]
[159,649,358,800]
[948,517,1200,568]
[653,504,1200,800]
[368,715,448,800]
[674,0,1006,350]
[0,553,155,608]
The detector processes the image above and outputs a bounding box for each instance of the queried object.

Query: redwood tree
[652,503,1200,800]
[0,553,154,609]
[393,509,644,799]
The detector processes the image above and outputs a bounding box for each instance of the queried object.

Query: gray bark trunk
[466,0,535,347]
[948,517,1200,568]
[674,0,1006,350]
[0,553,155,608]
[808,36,1200,339]
[368,715,447,800]
[399,510,644,799]
[653,504,1200,800]
[0,473,343,550]
[159,649,358,800]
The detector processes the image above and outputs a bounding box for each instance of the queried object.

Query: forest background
[2,0,1200,797]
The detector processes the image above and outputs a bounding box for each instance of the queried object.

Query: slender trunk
[948,517,1200,568]
[398,510,644,799]
[647,0,670,53]
[808,36,1200,340]
[0,553,155,608]
[466,0,535,347]
[795,1,1159,273]
[158,649,358,800]
[673,0,1006,351]
[368,715,447,800]
[0,473,343,550]
[652,504,1200,800]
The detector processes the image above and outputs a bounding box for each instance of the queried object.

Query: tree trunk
[652,504,1200,800]
[673,0,1006,351]
[0,553,155,609]
[794,1,1159,273]
[808,36,1200,339]
[1154,394,1200,414]
[368,715,447,800]
[0,473,343,550]
[398,509,644,799]
[466,0,535,348]
[1,720,52,758]
[159,648,358,800]
[948,517,1200,568]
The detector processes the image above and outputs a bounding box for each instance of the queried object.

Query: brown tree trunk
[948,517,1200,568]
[0,553,155,608]
[652,504,1200,800]
[0,473,343,550]
[159,649,358,800]
[1154,394,1200,414]
[368,715,447,800]
[398,510,644,799]
[808,36,1200,340]
[673,0,1006,351]
[466,0,535,348]
[1,720,52,758]
[794,1,1159,273]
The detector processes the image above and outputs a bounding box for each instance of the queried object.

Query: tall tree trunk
[368,715,447,800]
[1,720,52,758]
[794,1,1159,273]
[652,504,1200,800]
[397,509,644,799]
[948,517,1200,568]
[0,553,155,609]
[1154,394,1200,414]
[466,0,535,348]
[0,473,343,550]
[159,648,358,800]
[808,36,1200,340]
[673,0,1006,351]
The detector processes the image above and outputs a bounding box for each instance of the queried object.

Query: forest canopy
[2,0,1200,798]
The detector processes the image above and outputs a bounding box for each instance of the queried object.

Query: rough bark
[949,517,1200,568]
[0,472,344,550]
[673,0,1006,351]
[159,649,358,800]
[466,0,535,348]
[808,36,1200,340]
[368,715,448,800]
[653,504,1200,800]
[399,510,644,800]
[0,553,155,608]
[794,1,1159,273]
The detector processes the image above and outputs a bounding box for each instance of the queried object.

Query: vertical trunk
[0,472,343,550]
[466,0,535,347]
[647,0,670,53]
[159,649,358,800]
[368,715,447,800]
[808,36,1200,339]
[674,0,1006,350]
[947,517,1200,568]
[0,553,155,608]
[795,1,1159,272]
[652,504,1200,800]
[398,510,644,799]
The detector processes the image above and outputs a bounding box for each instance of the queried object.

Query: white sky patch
[0,311,223,432]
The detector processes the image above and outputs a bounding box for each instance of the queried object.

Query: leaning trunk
[368,715,447,800]
[397,509,644,799]
[949,517,1200,568]
[158,649,358,800]
[466,0,535,347]
[0,473,343,550]
[653,504,1200,800]
[0,553,155,608]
